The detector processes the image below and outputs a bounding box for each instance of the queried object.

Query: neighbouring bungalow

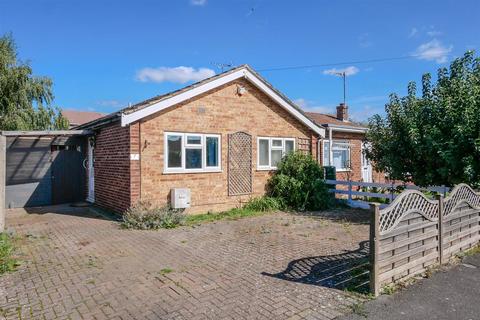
[67,64,384,214]
[307,105,387,184]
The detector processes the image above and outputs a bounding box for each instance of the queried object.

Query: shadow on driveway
[263,240,371,294]
[21,204,121,222]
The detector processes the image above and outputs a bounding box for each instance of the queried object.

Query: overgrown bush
[121,201,185,230]
[243,196,283,212]
[268,151,331,211]
[0,233,20,274]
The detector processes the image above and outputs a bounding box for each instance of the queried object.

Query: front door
[361,143,372,183]
[86,138,95,203]
[51,144,86,204]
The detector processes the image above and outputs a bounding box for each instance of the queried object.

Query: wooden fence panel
[442,186,480,259]
[370,183,480,296]
[377,211,439,287]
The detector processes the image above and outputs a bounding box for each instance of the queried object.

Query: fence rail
[325,179,450,208]
[369,183,480,296]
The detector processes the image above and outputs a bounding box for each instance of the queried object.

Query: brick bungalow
[76,65,381,214]
[307,105,386,184]
[76,65,325,213]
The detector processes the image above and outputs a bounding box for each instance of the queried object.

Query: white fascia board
[328,125,367,133]
[120,67,326,137]
[121,69,245,126]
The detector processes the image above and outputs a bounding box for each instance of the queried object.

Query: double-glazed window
[323,140,350,171]
[257,137,295,170]
[165,132,221,173]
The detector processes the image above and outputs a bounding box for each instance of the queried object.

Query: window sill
[256,167,277,171]
[336,169,352,172]
[163,169,222,174]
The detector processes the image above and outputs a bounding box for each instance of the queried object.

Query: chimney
[336,103,348,122]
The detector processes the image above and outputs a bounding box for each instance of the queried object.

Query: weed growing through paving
[0,233,21,275]
[349,302,368,318]
[159,268,173,275]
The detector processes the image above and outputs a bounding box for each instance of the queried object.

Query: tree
[365,51,480,187]
[0,34,69,130]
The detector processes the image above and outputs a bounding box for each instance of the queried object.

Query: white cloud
[323,66,359,77]
[190,0,207,5]
[96,99,121,107]
[413,39,452,64]
[294,98,334,114]
[408,27,418,38]
[135,66,215,84]
[350,105,384,122]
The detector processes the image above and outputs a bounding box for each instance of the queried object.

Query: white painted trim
[256,136,296,171]
[164,132,221,174]
[120,67,325,137]
[326,125,367,133]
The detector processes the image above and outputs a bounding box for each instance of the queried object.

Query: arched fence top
[379,190,439,235]
[444,183,480,216]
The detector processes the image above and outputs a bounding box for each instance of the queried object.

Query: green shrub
[121,201,185,230]
[268,151,331,211]
[0,233,20,274]
[243,196,283,212]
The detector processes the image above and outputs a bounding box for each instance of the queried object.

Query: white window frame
[257,137,296,170]
[322,139,351,172]
[164,132,221,174]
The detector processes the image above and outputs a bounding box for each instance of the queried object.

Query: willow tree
[365,51,480,187]
[0,34,68,130]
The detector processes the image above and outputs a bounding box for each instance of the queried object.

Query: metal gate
[228,132,252,196]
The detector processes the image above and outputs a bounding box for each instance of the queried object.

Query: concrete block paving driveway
[1,205,370,320]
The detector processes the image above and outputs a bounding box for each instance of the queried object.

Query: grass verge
[185,207,274,226]
[0,233,21,275]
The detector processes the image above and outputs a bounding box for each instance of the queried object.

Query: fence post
[436,194,444,265]
[369,203,380,296]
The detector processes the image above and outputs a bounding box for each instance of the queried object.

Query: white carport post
[0,135,5,232]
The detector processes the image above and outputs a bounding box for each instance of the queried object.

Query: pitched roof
[305,112,367,131]
[76,65,326,136]
[62,110,106,126]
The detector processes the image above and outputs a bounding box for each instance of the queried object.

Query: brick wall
[138,78,317,214]
[93,123,132,213]
[319,131,389,184]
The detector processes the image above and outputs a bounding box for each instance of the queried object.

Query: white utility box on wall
[171,188,191,209]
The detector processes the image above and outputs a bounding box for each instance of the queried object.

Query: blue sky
[0,0,478,121]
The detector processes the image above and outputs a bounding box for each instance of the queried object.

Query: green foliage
[0,233,20,274]
[243,196,283,212]
[366,51,480,187]
[121,201,186,230]
[185,207,265,225]
[268,151,331,211]
[0,33,69,130]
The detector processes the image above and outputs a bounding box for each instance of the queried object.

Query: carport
[0,130,92,231]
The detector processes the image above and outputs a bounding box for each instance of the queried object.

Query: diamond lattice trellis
[228,132,253,196]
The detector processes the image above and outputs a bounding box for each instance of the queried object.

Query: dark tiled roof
[62,110,106,126]
[305,112,367,129]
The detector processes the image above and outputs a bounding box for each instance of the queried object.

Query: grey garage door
[5,136,86,208]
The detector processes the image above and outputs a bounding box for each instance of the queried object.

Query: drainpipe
[317,139,321,163]
[329,127,333,166]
